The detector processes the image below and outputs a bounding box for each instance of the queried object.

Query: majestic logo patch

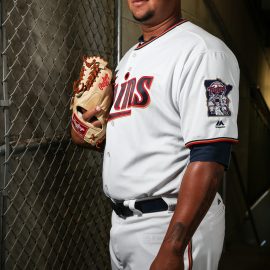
[205,79,232,117]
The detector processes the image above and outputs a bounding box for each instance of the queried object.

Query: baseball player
[71,0,239,269]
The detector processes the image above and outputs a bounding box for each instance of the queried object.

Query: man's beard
[132,10,155,23]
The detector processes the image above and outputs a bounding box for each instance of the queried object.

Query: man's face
[127,0,180,25]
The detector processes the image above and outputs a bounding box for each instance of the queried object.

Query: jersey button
[111,121,114,126]
[107,152,110,157]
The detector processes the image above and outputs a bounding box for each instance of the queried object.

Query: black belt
[111,198,169,218]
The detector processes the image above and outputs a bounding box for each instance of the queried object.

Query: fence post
[115,0,122,66]
[0,0,9,268]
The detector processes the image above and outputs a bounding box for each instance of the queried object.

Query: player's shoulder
[174,21,230,53]
[179,21,235,53]
[174,21,238,67]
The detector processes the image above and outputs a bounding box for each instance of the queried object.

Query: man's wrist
[162,222,189,256]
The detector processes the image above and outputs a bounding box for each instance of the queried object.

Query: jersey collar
[138,35,157,46]
[135,19,188,50]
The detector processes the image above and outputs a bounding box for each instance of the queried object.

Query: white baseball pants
[109,194,225,270]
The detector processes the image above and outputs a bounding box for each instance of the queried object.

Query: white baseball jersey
[103,20,239,201]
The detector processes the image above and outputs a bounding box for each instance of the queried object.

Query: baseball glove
[71,56,113,147]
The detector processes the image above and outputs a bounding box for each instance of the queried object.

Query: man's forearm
[163,161,224,254]
[150,161,224,270]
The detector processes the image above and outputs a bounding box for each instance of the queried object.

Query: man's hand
[71,106,104,150]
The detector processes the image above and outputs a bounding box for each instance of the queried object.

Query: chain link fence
[0,0,117,269]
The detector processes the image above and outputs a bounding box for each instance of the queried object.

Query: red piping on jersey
[135,19,188,50]
[185,138,239,148]
[188,241,193,270]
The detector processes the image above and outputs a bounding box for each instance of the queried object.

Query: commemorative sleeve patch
[204,79,232,117]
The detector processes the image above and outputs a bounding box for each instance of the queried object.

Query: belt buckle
[124,200,143,216]
[112,201,135,219]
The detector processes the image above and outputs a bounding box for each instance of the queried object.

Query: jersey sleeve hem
[185,137,239,148]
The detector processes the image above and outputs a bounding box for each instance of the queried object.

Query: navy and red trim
[135,19,188,50]
[186,137,239,148]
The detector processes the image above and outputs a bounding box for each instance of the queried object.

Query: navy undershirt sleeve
[189,142,232,169]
